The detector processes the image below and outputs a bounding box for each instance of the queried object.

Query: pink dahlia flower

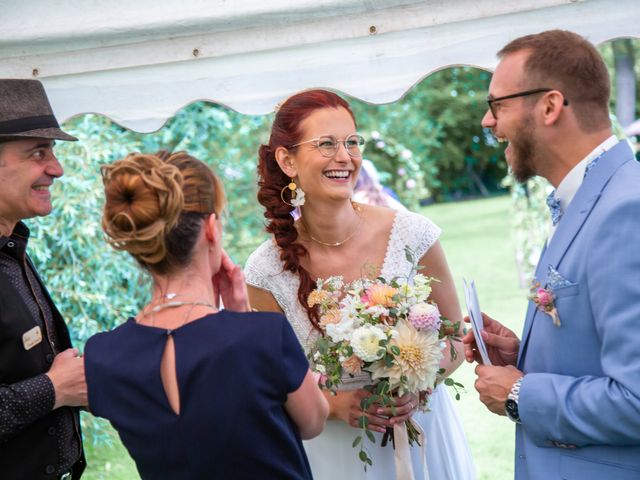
[408,303,441,331]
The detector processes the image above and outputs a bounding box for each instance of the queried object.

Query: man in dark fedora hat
[0,79,86,479]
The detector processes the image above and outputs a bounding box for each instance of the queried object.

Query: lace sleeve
[244,243,275,291]
[410,212,442,260]
[244,241,288,308]
[244,241,315,348]
[381,210,442,279]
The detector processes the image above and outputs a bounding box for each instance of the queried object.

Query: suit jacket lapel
[517,243,547,366]
[517,141,634,368]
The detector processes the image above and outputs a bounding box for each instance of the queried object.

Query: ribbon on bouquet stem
[393,419,428,480]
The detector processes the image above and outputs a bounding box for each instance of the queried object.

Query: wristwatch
[505,376,524,423]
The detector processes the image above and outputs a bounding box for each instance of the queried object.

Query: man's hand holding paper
[462,311,520,367]
[463,280,492,365]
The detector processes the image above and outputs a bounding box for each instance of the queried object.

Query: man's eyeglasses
[486,88,569,119]
[289,134,366,158]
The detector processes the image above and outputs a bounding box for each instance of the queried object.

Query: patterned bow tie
[545,150,606,227]
[546,191,562,226]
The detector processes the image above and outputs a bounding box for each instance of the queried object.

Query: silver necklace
[140,292,216,328]
[148,300,216,314]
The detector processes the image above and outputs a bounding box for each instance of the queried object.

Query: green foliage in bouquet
[307,247,463,469]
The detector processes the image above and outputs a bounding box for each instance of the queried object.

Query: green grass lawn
[423,195,526,480]
[82,428,137,480]
[83,194,526,479]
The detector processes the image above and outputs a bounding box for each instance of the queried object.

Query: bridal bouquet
[308,248,462,469]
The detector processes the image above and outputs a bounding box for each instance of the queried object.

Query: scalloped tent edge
[1,0,639,133]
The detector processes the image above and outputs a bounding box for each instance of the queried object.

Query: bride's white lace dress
[245,210,476,479]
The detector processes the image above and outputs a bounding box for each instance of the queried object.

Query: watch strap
[505,376,524,423]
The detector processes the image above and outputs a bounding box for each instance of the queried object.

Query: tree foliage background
[24,40,638,441]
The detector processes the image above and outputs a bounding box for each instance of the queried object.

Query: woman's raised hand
[212,249,251,312]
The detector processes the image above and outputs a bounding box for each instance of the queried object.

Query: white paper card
[463,278,491,365]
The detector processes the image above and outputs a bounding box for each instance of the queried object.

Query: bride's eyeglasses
[289,134,366,158]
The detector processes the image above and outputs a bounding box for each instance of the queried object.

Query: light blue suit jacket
[515,141,640,480]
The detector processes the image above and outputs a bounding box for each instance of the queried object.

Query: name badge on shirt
[22,326,43,350]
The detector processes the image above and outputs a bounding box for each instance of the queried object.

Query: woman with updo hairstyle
[84,151,328,480]
[245,90,475,479]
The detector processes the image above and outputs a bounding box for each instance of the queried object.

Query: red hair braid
[256,90,356,331]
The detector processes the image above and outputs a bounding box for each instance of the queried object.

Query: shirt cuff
[0,374,57,443]
[26,374,56,414]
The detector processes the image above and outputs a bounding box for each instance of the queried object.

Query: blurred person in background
[353,159,406,211]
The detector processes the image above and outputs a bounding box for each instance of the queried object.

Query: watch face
[505,399,519,422]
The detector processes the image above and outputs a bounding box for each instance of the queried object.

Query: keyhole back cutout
[160,334,180,415]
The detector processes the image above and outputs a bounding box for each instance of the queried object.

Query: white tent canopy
[1,0,639,132]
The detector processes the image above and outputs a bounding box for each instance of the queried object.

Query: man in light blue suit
[463,30,640,479]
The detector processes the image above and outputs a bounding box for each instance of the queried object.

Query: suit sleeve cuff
[518,373,563,447]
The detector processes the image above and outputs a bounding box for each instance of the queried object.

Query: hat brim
[0,127,78,142]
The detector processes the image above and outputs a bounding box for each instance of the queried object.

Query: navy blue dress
[85,310,312,480]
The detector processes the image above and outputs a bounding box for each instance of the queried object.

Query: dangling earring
[280,178,306,207]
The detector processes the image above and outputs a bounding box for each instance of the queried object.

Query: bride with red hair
[246,90,475,479]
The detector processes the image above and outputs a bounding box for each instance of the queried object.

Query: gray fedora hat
[0,79,77,141]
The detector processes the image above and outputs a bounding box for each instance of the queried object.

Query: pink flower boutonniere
[529,282,561,327]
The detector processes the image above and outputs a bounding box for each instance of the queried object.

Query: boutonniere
[528,281,561,327]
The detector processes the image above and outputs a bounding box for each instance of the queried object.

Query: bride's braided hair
[257,90,356,331]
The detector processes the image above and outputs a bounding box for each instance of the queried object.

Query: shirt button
[46,353,54,363]
[518,454,526,459]
[45,465,55,474]
[47,426,56,435]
